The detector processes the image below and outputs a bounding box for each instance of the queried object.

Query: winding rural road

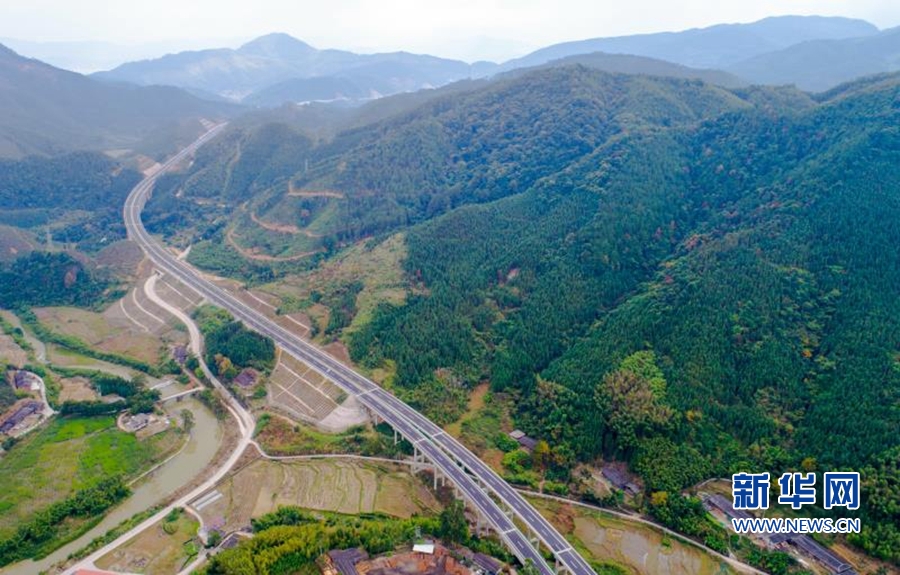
[115,125,595,575]
[63,275,253,575]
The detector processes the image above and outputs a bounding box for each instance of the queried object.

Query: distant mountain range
[728,25,900,91]
[0,43,238,158]
[93,33,491,103]
[85,15,898,108]
[501,15,878,71]
[0,37,247,74]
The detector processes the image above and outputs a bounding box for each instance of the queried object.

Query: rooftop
[328,547,369,575]
[791,535,855,574]
[234,368,258,388]
[0,401,42,433]
[704,494,753,521]
[13,370,40,390]
[172,345,188,364]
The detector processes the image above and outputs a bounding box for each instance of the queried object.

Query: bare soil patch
[59,376,98,402]
[0,333,27,368]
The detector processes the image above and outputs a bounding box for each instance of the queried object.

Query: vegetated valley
[1,31,900,573]
[145,65,900,567]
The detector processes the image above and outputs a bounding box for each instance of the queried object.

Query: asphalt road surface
[124,125,596,575]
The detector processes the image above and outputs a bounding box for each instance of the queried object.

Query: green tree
[595,368,673,451]
[438,500,469,545]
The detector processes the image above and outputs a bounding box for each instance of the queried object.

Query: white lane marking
[160,277,203,307]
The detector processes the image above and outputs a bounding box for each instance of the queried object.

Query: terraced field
[35,302,178,365]
[529,497,738,575]
[193,459,440,534]
[0,332,27,368]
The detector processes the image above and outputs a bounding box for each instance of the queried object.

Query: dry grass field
[34,303,178,365]
[0,333,27,368]
[58,376,99,402]
[96,509,200,575]
[194,459,440,535]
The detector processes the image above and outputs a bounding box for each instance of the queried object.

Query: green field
[0,416,180,537]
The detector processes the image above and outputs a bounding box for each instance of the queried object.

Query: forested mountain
[139,64,900,561]
[298,67,752,238]
[728,26,900,91]
[94,33,487,104]
[515,52,744,88]
[0,43,237,158]
[345,73,900,560]
[90,16,891,109]
[0,152,142,250]
[501,15,878,72]
[145,67,755,253]
[0,251,112,308]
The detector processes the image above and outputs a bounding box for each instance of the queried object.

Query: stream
[1,397,224,574]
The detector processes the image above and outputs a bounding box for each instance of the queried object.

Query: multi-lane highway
[124,125,596,575]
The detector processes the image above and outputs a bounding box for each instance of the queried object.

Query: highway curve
[123,125,596,575]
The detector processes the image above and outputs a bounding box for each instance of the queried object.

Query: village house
[172,345,188,366]
[0,400,42,434]
[13,369,41,391]
[508,430,537,452]
[233,368,259,389]
[601,464,641,496]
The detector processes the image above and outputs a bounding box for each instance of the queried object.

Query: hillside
[515,52,744,88]
[728,26,900,91]
[0,151,142,251]
[344,74,900,562]
[135,65,900,563]
[0,44,237,158]
[144,66,754,259]
[94,33,485,104]
[500,15,878,72]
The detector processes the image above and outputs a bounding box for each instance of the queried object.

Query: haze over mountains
[93,33,491,103]
[3,12,899,161]
[83,14,900,106]
[501,15,878,71]
[730,25,900,91]
[0,44,237,158]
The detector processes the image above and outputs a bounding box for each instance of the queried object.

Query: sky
[2,0,900,66]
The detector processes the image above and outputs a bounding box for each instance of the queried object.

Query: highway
[124,125,596,575]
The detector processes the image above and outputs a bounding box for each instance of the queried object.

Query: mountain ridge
[500,15,879,71]
[728,25,900,91]
[87,15,887,107]
[93,34,485,103]
[0,43,238,158]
